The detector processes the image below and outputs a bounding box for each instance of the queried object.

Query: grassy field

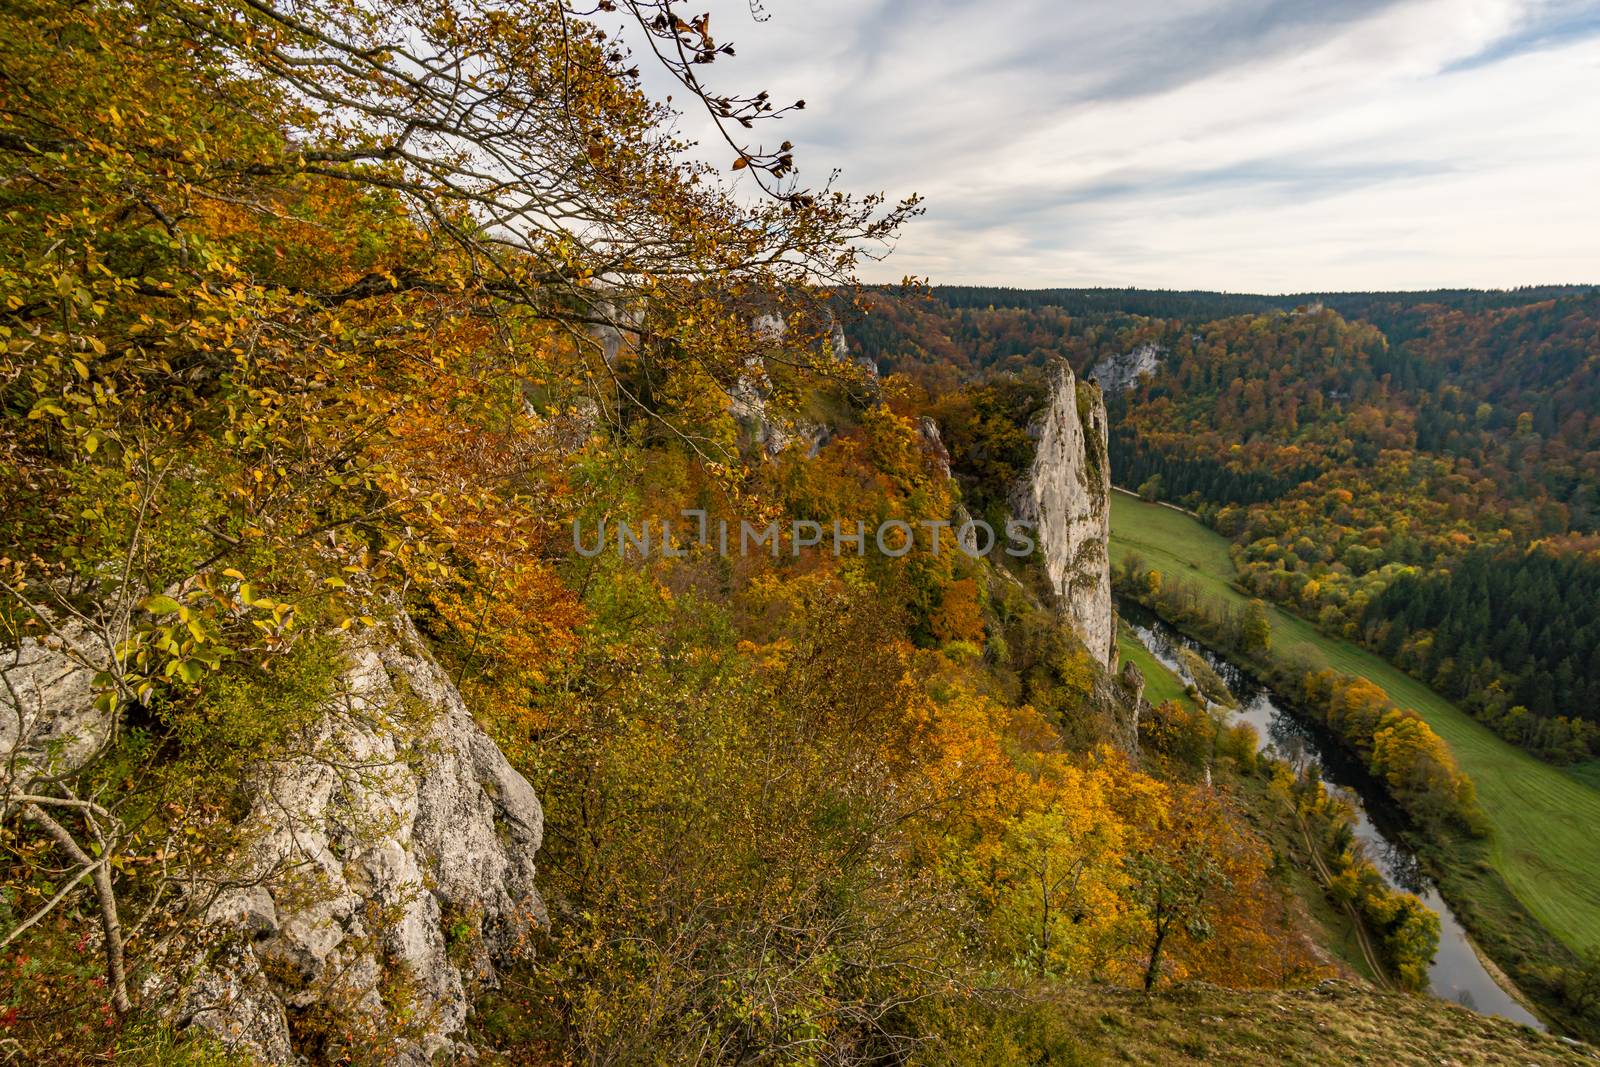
[1117,622,1196,711]
[1110,491,1600,954]
[1033,981,1587,1066]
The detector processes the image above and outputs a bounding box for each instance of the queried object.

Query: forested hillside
[848,287,1600,765]
[0,2,1490,1064]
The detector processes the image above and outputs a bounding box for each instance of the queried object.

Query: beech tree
[1126,795,1231,993]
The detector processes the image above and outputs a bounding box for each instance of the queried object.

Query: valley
[1123,603,1540,1026]
[1110,491,1600,993]
[6,0,1600,1060]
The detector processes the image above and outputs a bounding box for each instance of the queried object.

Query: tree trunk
[1143,922,1169,992]
[1039,859,1051,977]
[24,803,130,1018]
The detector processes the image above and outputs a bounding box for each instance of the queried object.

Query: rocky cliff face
[918,415,952,480]
[1,625,112,783]
[733,312,874,459]
[1012,363,1114,667]
[1087,342,1163,394]
[3,613,545,1064]
[178,614,545,1063]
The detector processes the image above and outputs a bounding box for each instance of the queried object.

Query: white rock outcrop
[586,297,645,367]
[1012,364,1114,667]
[3,611,547,1065]
[732,313,877,458]
[175,613,546,1063]
[729,353,794,456]
[729,352,771,425]
[1,627,110,783]
[1087,342,1163,394]
[828,318,880,379]
[918,416,952,481]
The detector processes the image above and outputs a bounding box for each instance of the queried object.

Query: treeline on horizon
[911,283,1600,321]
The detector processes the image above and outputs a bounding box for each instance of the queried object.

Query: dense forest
[849,287,1600,764]
[1367,547,1600,760]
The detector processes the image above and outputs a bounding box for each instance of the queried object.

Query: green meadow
[1116,622,1197,712]
[1110,491,1600,953]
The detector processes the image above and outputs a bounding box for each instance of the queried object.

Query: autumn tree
[1125,789,1235,992]
[988,778,1128,980]
[1240,598,1272,654]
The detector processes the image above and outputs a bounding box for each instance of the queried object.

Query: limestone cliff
[1012,363,1114,667]
[732,311,873,458]
[1087,342,1163,394]
[918,415,952,481]
[2,612,545,1065]
[174,613,545,1063]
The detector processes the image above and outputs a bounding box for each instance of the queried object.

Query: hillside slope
[1042,981,1593,1066]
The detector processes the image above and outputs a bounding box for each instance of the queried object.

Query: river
[1121,602,1544,1029]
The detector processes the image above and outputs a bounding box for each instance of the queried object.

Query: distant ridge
[883,284,1600,322]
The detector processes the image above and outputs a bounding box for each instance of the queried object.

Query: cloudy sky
[643,0,1600,292]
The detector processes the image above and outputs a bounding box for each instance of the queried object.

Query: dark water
[1121,602,1544,1029]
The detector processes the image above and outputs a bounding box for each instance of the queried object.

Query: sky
[636,0,1600,292]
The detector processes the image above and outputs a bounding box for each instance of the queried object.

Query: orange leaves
[929,576,984,646]
[913,682,1029,839]
[369,331,592,703]
[430,562,584,684]
[1303,669,1482,832]
[934,734,1321,990]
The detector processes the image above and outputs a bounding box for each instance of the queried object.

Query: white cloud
[632,0,1600,291]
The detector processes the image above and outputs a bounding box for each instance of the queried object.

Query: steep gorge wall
[1013,363,1115,667]
[1087,342,1164,394]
